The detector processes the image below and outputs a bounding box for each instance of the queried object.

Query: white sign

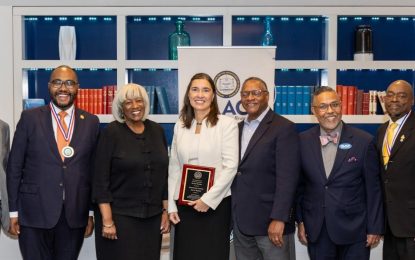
[178,46,276,120]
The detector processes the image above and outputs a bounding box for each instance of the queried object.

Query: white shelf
[282,114,388,124]
[336,61,415,70]
[12,6,415,126]
[98,114,178,123]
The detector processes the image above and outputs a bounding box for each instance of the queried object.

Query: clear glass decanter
[261,17,275,46]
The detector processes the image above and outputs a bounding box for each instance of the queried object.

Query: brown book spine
[362,92,370,115]
[341,85,348,115]
[347,86,356,115]
[107,85,115,115]
[97,89,103,114]
[356,89,364,115]
[102,86,108,114]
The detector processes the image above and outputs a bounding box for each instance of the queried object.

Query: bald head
[50,65,78,82]
[385,80,414,121]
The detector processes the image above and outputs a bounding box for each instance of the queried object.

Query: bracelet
[102,222,114,228]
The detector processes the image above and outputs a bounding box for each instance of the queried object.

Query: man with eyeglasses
[376,80,415,260]
[7,65,100,260]
[231,77,300,260]
[296,86,384,260]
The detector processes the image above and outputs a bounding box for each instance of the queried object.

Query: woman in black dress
[93,83,170,260]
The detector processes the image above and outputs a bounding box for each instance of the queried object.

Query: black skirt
[173,196,231,260]
[95,212,162,260]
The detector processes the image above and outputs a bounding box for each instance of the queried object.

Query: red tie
[57,111,68,161]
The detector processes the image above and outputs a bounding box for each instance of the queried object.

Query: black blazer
[377,112,415,237]
[7,105,99,229]
[231,109,300,236]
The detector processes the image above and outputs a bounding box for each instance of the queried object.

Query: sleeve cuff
[9,211,18,218]
[89,211,94,217]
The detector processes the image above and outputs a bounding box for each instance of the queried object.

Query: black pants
[383,224,415,260]
[19,207,85,260]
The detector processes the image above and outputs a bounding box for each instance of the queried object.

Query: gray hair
[112,83,150,123]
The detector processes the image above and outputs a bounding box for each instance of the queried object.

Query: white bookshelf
[12,6,415,124]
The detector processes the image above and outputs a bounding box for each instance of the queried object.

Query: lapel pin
[80,114,85,120]
[400,135,405,142]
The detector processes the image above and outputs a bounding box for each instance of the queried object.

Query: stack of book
[144,86,171,114]
[75,85,171,115]
[274,85,314,115]
[76,85,116,114]
[336,85,387,115]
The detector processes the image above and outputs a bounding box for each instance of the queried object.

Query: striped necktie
[382,122,397,166]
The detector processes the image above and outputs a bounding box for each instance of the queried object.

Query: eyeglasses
[385,91,409,100]
[49,79,78,89]
[241,89,268,98]
[313,101,341,112]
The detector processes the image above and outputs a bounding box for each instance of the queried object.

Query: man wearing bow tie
[296,86,384,260]
[376,80,415,260]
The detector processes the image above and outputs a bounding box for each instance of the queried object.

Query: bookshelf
[12,6,415,125]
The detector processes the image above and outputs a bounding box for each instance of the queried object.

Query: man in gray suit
[0,119,10,234]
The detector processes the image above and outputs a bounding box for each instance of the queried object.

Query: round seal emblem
[214,71,240,98]
[194,171,203,179]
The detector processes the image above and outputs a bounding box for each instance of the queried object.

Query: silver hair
[112,83,150,123]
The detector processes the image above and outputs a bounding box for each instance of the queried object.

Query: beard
[51,91,77,110]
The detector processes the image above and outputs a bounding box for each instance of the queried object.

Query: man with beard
[296,87,384,260]
[7,65,99,260]
[377,80,415,260]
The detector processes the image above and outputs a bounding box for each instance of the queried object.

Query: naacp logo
[194,171,203,179]
[214,71,240,98]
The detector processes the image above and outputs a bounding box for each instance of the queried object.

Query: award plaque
[178,164,215,206]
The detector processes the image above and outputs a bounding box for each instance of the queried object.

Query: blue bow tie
[320,133,339,146]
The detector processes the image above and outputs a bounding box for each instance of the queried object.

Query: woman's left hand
[188,199,210,212]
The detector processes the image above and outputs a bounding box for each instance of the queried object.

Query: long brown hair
[179,73,219,129]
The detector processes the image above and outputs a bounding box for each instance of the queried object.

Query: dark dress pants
[18,207,85,260]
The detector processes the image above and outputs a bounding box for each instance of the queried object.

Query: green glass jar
[168,20,190,60]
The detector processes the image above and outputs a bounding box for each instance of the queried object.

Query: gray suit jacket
[0,119,10,232]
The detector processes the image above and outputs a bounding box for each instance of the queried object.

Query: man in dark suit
[377,80,415,260]
[231,77,300,260]
[297,86,384,260]
[7,65,100,260]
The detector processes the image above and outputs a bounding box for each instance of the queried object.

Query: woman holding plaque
[93,83,170,260]
[168,73,238,260]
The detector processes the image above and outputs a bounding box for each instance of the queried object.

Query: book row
[336,85,387,115]
[274,85,313,115]
[23,85,172,115]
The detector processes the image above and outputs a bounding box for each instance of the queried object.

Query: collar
[244,107,270,125]
[50,102,74,116]
[388,110,411,127]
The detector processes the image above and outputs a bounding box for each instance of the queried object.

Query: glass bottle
[261,17,275,46]
[168,20,190,60]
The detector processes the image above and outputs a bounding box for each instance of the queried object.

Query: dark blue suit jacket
[297,123,384,244]
[231,109,300,236]
[7,105,99,229]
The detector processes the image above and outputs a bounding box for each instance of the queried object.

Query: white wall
[0,6,14,131]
